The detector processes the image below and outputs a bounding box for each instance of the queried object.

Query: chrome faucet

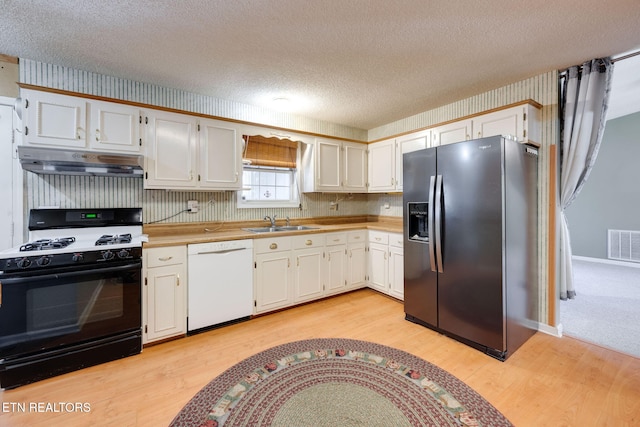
[264,215,277,227]
[285,216,291,226]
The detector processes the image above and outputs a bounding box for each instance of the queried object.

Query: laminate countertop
[143,216,403,248]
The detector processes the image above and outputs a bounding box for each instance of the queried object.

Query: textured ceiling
[1,0,640,130]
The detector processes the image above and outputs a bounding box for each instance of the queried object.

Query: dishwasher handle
[192,247,250,256]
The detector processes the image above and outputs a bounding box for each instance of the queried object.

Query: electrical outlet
[187,200,199,213]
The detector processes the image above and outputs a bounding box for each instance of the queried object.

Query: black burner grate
[19,237,76,252]
[95,234,133,246]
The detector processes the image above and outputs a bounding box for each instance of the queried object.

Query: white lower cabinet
[367,231,389,293]
[347,231,367,289]
[325,232,348,296]
[253,230,374,315]
[367,231,404,300]
[292,234,325,303]
[254,237,293,314]
[143,246,187,344]
[388,233,404,300]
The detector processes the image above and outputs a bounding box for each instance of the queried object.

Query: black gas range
[0,208,146,389]
[0,208,145,274]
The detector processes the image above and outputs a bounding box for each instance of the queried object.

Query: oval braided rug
[170,338,513,427]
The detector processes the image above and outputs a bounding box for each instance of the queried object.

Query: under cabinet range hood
[18,146,144,177]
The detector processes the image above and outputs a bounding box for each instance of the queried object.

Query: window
[238,135,300,208]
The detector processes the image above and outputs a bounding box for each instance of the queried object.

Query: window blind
[242,135,298,169]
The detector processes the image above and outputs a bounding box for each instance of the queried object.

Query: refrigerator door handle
[434,174,444,273]
[428,175,437,272]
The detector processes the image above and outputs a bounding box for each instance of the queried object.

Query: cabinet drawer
[254,236,292,253]
[325,232,347,246]
[292,234,325,249]
[389,233,404,248]
[145,246,187,268]
[368,230,388,245]
[348,230,366,243]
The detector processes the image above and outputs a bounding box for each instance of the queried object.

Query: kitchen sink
[278,225,318,231]
[244,225,318,233]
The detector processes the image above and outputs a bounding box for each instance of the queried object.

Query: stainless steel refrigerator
[403,136,538,361]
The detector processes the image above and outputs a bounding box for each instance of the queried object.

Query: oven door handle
[0,261,141,285]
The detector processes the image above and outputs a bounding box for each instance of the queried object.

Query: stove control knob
[16,258,31,269]
[37,256,51,266]
[72,253,84,262]
[118,249,130,259]
[102,251,115,261]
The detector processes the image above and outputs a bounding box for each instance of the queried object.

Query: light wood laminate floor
[1,289,639,426]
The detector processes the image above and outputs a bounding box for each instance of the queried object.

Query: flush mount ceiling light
[271,97,291,110]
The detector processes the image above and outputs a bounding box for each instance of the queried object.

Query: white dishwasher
[187,239,253,333]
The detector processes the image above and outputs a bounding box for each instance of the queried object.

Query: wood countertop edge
[143,219,402,248]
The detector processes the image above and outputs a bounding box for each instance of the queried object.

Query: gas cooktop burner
[95,234,133,246]
[19,237,76,252]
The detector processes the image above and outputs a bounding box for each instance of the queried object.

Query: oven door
[0,260,141,360]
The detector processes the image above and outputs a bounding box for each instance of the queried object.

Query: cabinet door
[368,139,395,192]
[145,264,186,343]
[342,142,368,192]
[473,107,523,141]
[198,118,242,189]
[315,139,342,191]
[23,90,87,148]
[90,100,141,152]
[347,242,367,289]
[368,242,388,293]
[144,110,197,189]
[433,119,472,146]
[325,244,347,295]
[293,247,325,303]
[396,129,430,191]
[389,245,404,300]
[255,251,292,313]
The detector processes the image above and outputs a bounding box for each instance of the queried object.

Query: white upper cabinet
[368,129,429,193]
[315,138,342,191]
[395,129,430,191]
[22,89,143,153]
[432,119,473,146]
[367,102,540,193]
[22,89,88,148]
[302,138,367,193]
[431,103,541,147]
[368,138,396,192]
[144,110,197,189]
[144,112,243,190]
[90,100,141,152]
[473,103,541,145]
[342,141,368,192]
[198,118,242,190]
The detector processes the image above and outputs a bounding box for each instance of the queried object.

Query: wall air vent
[608,229,640,263]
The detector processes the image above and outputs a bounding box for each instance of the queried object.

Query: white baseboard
[537,322,562,337]
[572,255,640,269]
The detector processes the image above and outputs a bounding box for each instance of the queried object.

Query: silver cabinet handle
[158,256,173,262]
[305,240,313,246]
[176,274,180,286]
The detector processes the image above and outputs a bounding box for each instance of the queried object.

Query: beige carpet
[561,258,640,358]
